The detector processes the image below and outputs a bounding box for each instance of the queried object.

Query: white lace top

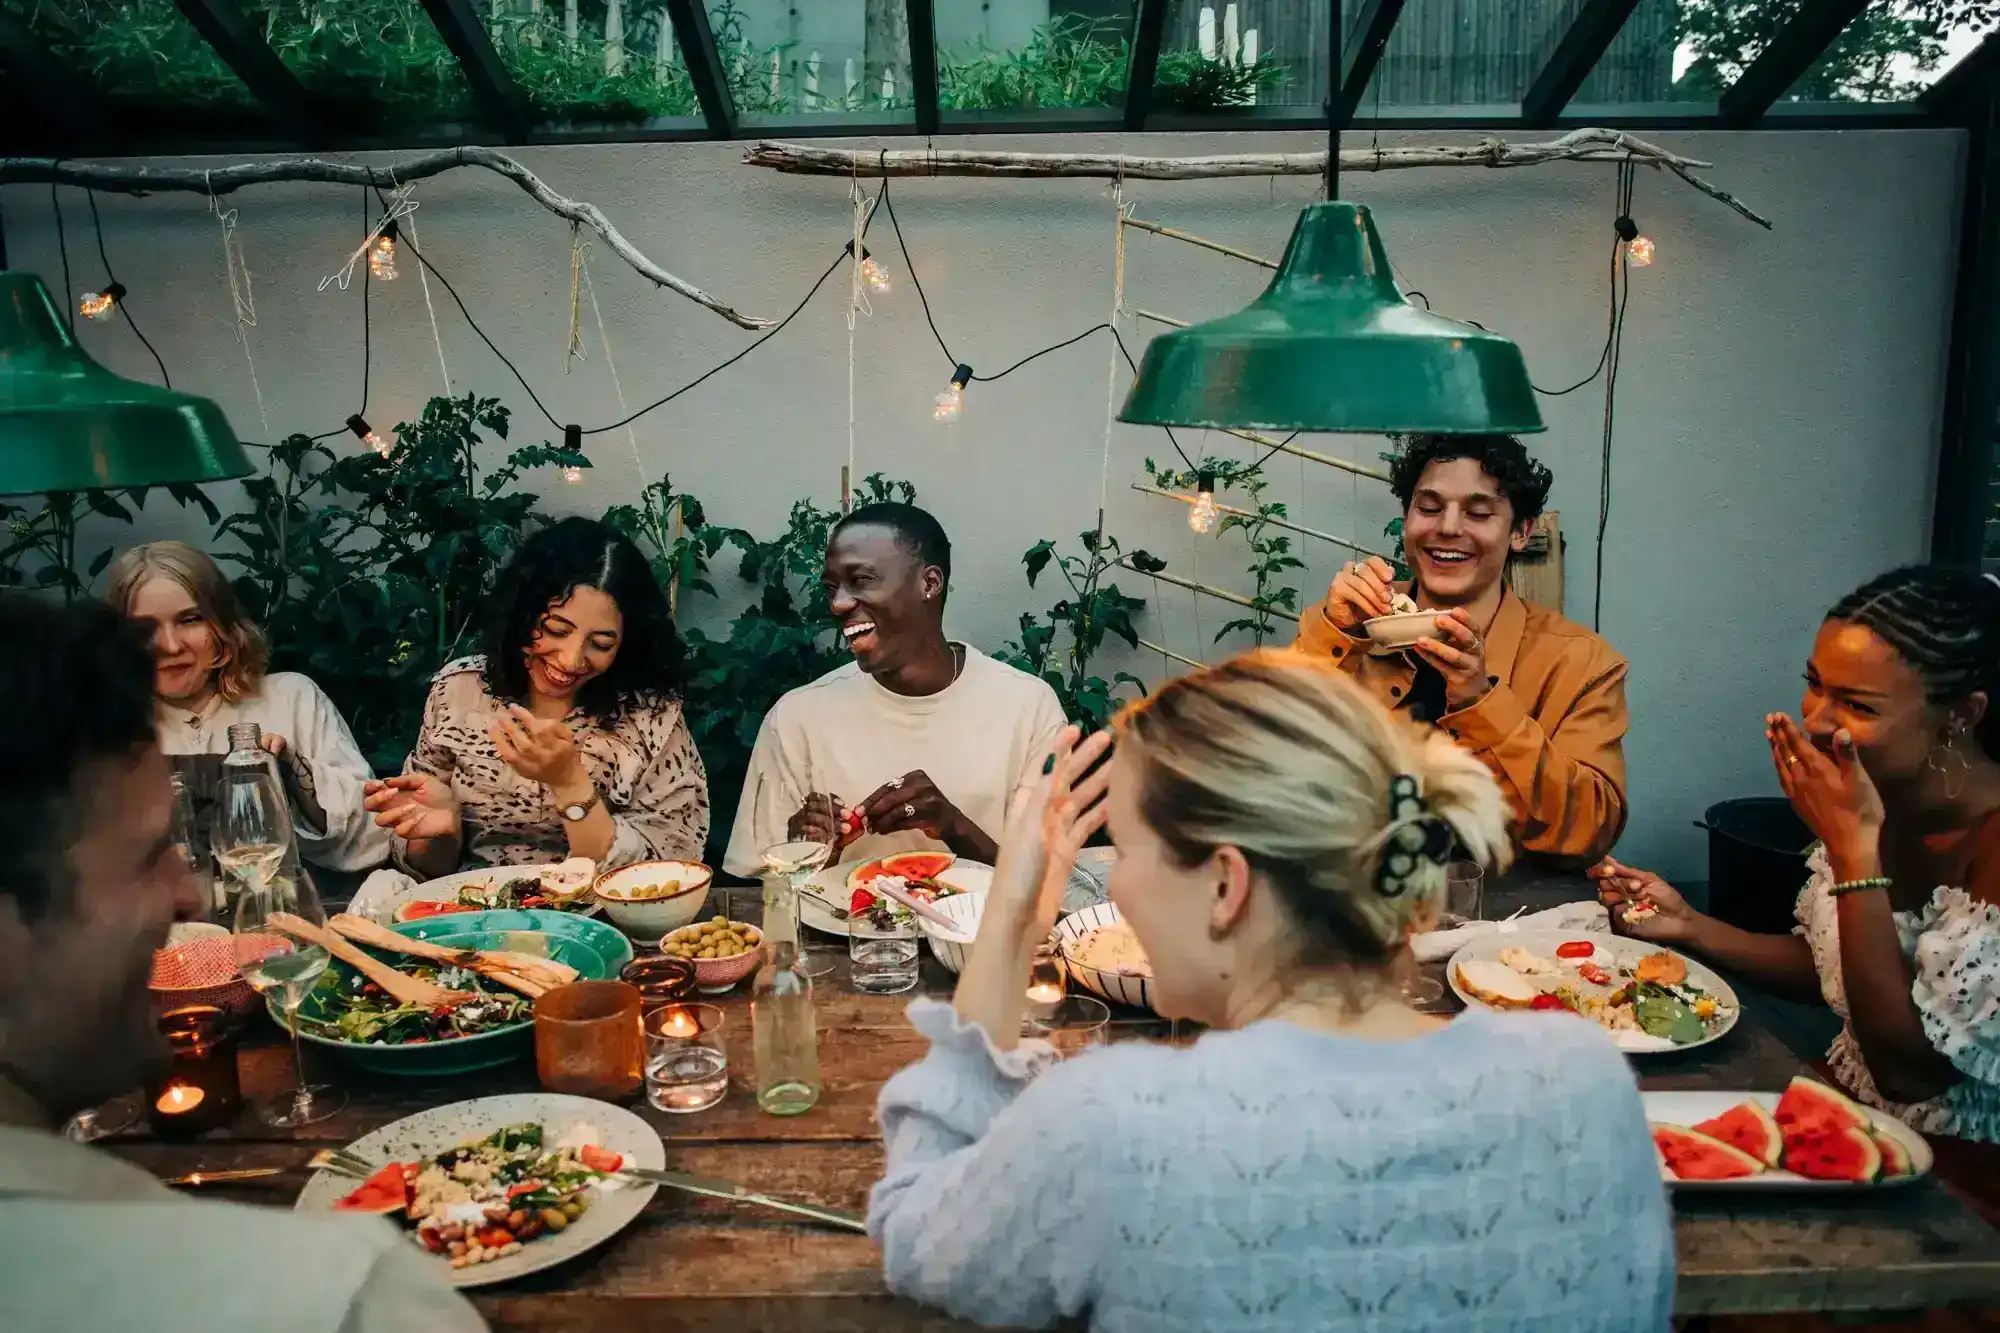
[1794,847,2000,1142]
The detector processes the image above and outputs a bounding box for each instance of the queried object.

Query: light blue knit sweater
[870,999,1674,1332]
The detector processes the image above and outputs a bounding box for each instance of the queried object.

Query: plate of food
[350,860,601,924]
[798,852,982,937]
[283,909,634,1075]
[1446,930,1738,1053]
[1647,1077,1930,1189]
[1362,593,1439,656]
[300,1093,662,1287]
[1056,902,1154,1012]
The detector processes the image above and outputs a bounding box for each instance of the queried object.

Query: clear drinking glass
[232,874,344,1127]
[1443,860,1485,929]
[644,1003,729,1113]
[761,840,837,979]
[848,908,921,994]
[1026,995,1110,1057]
[61,1098,140,1142]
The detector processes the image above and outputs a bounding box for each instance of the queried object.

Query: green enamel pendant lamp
[1119,202,1544,435]
[0,272,250,496]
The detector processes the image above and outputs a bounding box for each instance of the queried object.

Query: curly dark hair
[1828,565,2000,761]
[482,517,685,728]
[1386,434,1554,527]
[0,593,158,922]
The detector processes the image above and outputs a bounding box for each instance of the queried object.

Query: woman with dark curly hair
[1293,434,1629,865]
[365,517,709,875]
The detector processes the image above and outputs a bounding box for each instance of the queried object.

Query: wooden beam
[1921,33,2000,119]
[906,0,939,135]
[0,13,112,144]
[416,0,529,142]
[1521,0,1642,128]
[172,0,318,144]
[1331,0,1408,126]
[1123,0,1170,131]
[1717,0,1869,127]
[662,0,735,138]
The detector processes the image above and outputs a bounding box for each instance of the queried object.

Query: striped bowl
[917,892,985,975]
[1054,902,1155,1013]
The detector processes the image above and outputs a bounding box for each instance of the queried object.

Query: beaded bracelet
[1829,877,1893,898]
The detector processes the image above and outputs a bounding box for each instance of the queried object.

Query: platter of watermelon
[1645,1077,1931,1190]
[798,852,988,937]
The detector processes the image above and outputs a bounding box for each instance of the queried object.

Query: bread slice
[539,857,598,904]
[1455,959,1544,1009]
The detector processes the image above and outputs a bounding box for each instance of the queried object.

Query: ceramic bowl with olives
[659,917,763,993]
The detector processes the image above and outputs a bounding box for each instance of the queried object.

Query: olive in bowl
[661,917,763,994]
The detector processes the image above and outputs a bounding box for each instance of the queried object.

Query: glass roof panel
[1668,0,1807,100]
[243,1,474,126]
[938,0,1134,112]
[1528,0,1681,107]
[1779,0,1992,103]
[1,0,259,123]
[1153,0,1328,111]
[1352,0,1547,110]
[717,0,913,117]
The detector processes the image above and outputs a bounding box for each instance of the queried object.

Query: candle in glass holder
[659,1005,701,1039]
[147,1005,239,1133]
[644,1002,727,1114]
[1026,952,1066,1021]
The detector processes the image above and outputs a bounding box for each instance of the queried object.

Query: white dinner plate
[295,1093,662,1288]
[349,864,602,922]
[1645,1090,1931,1190]
[1444,929,1739,1055]
[799,856,993,937]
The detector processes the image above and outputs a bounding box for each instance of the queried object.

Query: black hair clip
[1375,775,1455,898]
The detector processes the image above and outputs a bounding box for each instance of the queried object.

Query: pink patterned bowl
[150,934,284,1016]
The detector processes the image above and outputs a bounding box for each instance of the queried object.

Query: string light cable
[81,190,171,388]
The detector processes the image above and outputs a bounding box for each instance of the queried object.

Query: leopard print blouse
[400,656,710,870]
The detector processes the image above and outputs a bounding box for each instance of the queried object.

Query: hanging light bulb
[1614,215,1653,268]
[1188,472,1219,534]
[78,282,127,322]
[934,364,973,423]
[368,221,400,282]
[844,240,892,293]
[562,466,584,484]
[560,424,587,483]
[347,413,390,457]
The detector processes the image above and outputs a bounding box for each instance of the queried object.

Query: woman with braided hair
[1596,566,2000,1237]
[867,652,1672,1331]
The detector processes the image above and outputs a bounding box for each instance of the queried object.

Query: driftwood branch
[0,149,774,330]
[744,128,1770,229]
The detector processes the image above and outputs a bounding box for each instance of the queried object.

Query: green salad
[298,964,532,1045]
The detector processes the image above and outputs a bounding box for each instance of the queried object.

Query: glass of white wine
[221,767,343,1127]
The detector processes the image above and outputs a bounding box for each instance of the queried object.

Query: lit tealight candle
[156,1082,205,1116]
[1025,981,1064,1020]
[660,1005,701,1039]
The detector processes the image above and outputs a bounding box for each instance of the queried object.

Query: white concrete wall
[0,127,1962,876]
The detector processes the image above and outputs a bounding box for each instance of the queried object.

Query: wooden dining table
[107,870,2000,1329]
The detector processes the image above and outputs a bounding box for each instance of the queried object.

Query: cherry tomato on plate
[1530,993,1571,1012]
[1555,940,1597,960]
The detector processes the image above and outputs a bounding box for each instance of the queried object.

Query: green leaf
[1633,985,1706,1045]
[1022,540,1055,586]
[1128,549,1168,574]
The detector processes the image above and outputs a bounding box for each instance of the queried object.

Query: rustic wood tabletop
[104,870,2000,1329]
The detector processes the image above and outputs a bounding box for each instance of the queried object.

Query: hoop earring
[1928,730,1971,800]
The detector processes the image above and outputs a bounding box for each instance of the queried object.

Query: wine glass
[762,840,838,979]
[213,763,289,920]
[61,1098,139,1142]
[231,867,345,1127]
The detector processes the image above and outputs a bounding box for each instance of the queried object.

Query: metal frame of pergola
[2,0,1997,562]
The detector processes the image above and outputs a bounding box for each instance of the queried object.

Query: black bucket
[1698,798,1815,936]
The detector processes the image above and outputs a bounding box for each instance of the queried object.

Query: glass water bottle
[752,843,828,1116]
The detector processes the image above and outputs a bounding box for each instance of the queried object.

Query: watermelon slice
[394,899,477,923]
[333,1161,412,1215]
[1652,1124,1766,1181]
[1869,1128,1914,1179]
[1773,1075,1869,1141]
[845,858,892,891]
[1692,1099,1784,1168]
[1784,1126,1882,1182]
[881,851,955,881]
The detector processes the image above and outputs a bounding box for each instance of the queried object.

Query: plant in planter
[999,526,1154,730]
[216,393,586,771]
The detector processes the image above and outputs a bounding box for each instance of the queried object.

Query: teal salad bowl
[274,909,635,1076]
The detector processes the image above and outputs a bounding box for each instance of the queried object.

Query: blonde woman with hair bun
[869,652,1672,1332]
[105,541,391,884]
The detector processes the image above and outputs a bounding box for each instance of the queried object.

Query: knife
[160,1167,288,1187]
[624,1166,869,1233]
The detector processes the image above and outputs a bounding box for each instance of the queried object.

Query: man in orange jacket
[1293,434,1628,865]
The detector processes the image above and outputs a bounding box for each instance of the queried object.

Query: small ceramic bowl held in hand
[660,917,763,994]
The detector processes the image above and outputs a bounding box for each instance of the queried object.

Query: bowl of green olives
[659,917,763,993]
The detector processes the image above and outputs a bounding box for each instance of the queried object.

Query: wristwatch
[556,788,602,822]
